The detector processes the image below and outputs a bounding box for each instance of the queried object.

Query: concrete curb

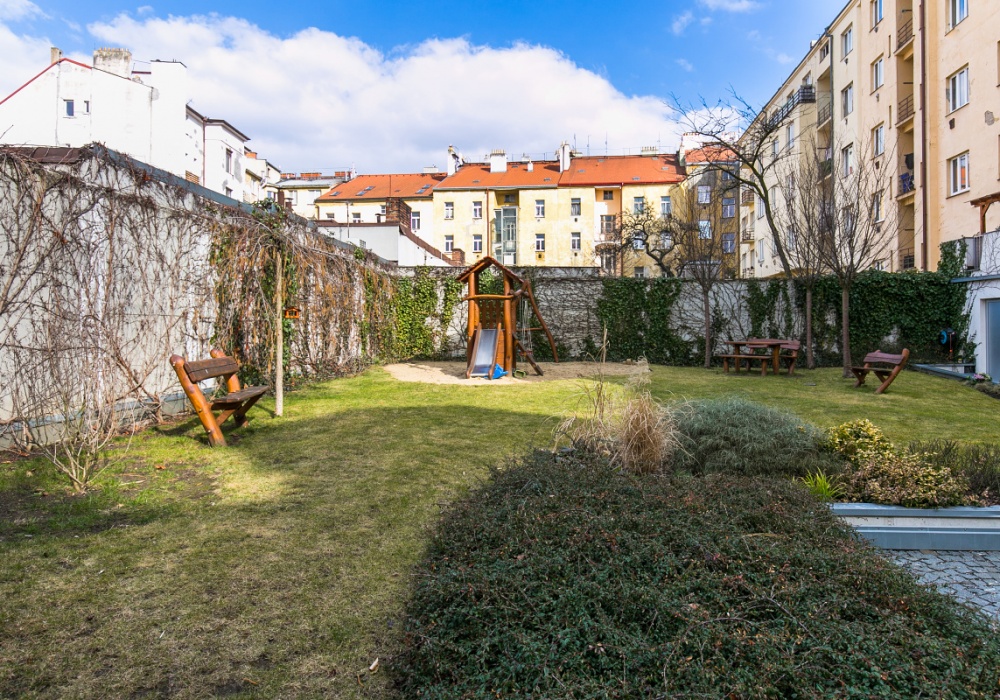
[832,503,1000,551]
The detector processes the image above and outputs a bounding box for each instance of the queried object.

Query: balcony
[766,85,817,128]
[741,229,754,243]
[897,94,915,125]
[898,172,916,197]
[819,158,833,180]
[897,17,914,50]
[741,188,754,205]
[817,102,832,126]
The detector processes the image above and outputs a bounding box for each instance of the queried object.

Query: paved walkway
[888,550,1000,626]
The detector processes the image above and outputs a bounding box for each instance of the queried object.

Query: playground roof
[456,255,525,285]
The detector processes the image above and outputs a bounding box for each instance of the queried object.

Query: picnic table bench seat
[717,352,773,376]
[850,349,910,394]
[778,340,801,375]
[169,349,268,447]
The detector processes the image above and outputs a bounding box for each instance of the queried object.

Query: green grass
[0,364,995,698]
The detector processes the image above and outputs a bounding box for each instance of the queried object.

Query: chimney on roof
[423,165,439,174]
[489,149,507,174]
[301,172,321,180]
[641,146,658,156]
[50,47,63,64]
[558,142,572,173]
[93,48,132,78]
[527,161,534,172]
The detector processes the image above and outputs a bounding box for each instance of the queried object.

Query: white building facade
[0,48,252,201]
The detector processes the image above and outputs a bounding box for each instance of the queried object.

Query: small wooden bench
[718,353,772,376]
[169,349,268,447]
[851,349,910,394]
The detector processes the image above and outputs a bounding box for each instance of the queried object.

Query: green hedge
[397,451,1000,697]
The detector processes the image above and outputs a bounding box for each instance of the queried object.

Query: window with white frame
[634,266,646,279]
[872,57,884,90]
[698,220,712,238]
[842,25,854,57]
[786,122,796,150]
[473,234,483,253]
[225,149,233,174]
[535,199,545,217]
[757,196,764,219]
[571,232,581,250]
[841,83,854,117]
[771,138,779,159]
[722,197,736,218]
[872,191,883,222]
[697,185,711,204]
[661,196,672,217]
[379,204,387,216]
[632,236,646,250]
[534,233,545,252]
[444,202,454,219]
[352,211,361,223]
[601,215,616,234]
[873,123,885,156]
[472,201,482,219]
[948,0,968,29]
[64,99,74,117]
[841,143,854,177]
[571,198,582,216]
[949,152,970,195]
[786,228,797,253]
[633,197,644,214]
[444,235,454,253]
[947,66,969,113]
[603,190,615,201]
[503,193,515,204]
[411,211,421,230]
[722,170,735,182]
[871,0,883,26]
[225,187,233,198]
[757,239,765,262]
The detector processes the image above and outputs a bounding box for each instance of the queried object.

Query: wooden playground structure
[456,256,559,378]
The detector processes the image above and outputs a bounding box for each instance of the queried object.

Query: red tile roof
[684,146,738,165]
[316,173,445,202]
[435,161,562,190]
[555,154,685,187]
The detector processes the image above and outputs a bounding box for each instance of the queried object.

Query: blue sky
[1,0,847,172]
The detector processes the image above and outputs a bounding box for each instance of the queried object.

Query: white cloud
[676,58,694,73]
[0,0,44,21]
[671,11,694,36]
[49,12,687,172]
[698,0,761,11]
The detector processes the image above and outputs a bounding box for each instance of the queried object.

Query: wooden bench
[850,349,910,394]
[718,352,773,376]
[169,349,268,447]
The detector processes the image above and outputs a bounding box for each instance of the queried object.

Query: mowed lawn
[0,364,996,699]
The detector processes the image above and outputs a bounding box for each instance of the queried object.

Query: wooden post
[170,354,227,447]
[502,273,513,372]
[274,250,284,418]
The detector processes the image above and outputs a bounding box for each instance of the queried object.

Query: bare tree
[773,135,833,369]
[668,182,739,368]
[674,91,807,278]
[818,137,896,375]
[608,199,677,277]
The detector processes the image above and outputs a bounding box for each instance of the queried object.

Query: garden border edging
[831,503,1000,550]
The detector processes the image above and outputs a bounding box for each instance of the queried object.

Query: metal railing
[897,94,915,124]
[898,172,916,196]
[898,248,915,270]
[897,17,914,48]
[817,102,832,125]
[766,86,817,127]
[741,188,754,204]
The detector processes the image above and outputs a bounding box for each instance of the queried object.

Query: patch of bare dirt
[382,360,646,385]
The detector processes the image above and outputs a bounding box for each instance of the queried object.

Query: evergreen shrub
[672,397,836,478]
[397,451,1000,698]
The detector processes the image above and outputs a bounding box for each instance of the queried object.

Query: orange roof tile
[555,154,685,187]
[436,161,562,190]
[316,172,444,202]
[684,146,738,165]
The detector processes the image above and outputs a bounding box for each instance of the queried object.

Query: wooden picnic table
[718,338,799,376]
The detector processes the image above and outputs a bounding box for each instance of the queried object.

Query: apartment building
[314,172,446,246]
[277,172,352,219]
[744,0,1000,278]
[0,48,255,201]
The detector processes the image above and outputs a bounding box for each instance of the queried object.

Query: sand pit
[382,360,646,385]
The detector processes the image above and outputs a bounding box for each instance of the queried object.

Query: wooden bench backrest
[863,349,909,366]
[780,340,801,351]
[183,356,240,382]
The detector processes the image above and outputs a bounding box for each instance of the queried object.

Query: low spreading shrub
[912,439,1000,506]
[974,382,1000,400]
[672,397,837,478]
[828,420,969,508]
[397,451,1000,697]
